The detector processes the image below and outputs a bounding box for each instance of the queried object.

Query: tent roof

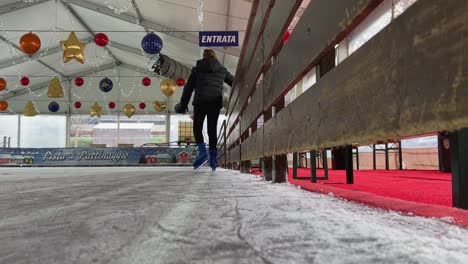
[0,0,251,114]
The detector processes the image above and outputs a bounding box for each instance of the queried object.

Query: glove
[174,103,187,114]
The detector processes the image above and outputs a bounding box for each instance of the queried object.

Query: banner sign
[0,147,197,166]
[199,31,239,47]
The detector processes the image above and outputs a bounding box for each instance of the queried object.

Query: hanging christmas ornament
[176,78,186,87]
[142,77,151,86]
[90,102,102,117]
[94,33,109,47]
[60,31,86,64]
[19,32,41,55]
[74,101,82,109]
[152,100,166,112]
[74,77,84,87]
[141,32,163,54]
[139,102,146,109]
[48,101,60,113]
[160,79,176,97]
[99,77,113,92]
[0,78,6,91]
[23,100,38,117]
[108,101,116,109]
[0,101,8,111]
[20,77,30,86]
[47,77,64,98]
[123,104,136,118]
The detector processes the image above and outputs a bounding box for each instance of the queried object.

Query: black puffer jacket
[180,57,234,107]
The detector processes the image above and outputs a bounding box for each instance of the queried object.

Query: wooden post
[450,128,468,209]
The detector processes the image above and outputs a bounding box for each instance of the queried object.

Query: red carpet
[290,169,452,206]
[249,168,468,227]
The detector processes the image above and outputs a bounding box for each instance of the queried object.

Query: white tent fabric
[0,0,250,114]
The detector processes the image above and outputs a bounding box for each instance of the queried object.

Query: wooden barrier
[221,0,468,207]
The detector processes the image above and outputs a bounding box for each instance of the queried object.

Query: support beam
[0,35,67,79]
[165,112,171,143]
[60,0,121,64]
[345,145,354,184]
[0,37,94,70]
[1,62,118,100]
[64,0,241,57]
[118,63,157,76]
[0,0,50,16]
[129,0,149,34]
[450,128,468,209]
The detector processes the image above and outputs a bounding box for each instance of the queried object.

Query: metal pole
[17,115,21,148]
[166,112,171,143]
[66,80,71,147]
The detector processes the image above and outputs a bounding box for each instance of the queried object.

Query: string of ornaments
[0,30,187,118]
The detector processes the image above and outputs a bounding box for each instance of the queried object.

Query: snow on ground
[0,167,467,264]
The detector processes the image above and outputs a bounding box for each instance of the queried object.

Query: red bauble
[139,102,146,109]
[108,101,116,109]
[142,77,151,86]
[94,33,109,47]
[20,77,30,86]
[74,101,82,109]
[74,77,84,87]
[176,78,185,86]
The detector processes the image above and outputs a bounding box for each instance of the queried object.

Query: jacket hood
[196,57,222,73]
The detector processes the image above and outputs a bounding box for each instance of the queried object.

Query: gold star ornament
[61,31,86,64]
[90,102,102,117]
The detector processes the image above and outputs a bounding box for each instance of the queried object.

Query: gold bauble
[60,31,86,64]
[47,77,64,98]
[152,100,166,112]
[90,102,102,117]
[160,79,176,97]
[23,100,38,117]
[123,104,135,118]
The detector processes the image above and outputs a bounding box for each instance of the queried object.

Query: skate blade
[194,160,208,172]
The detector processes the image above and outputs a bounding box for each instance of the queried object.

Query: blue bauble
[141,32,163,54]
[48,101,59,113]
[99,77,113,92]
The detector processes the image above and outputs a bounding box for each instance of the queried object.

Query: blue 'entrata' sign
[199,31,239,47]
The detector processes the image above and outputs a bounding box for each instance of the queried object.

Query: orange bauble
[20,32,41,55]
[0,101,8,111]
[0,78,6,91]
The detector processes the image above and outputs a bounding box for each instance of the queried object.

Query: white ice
[0,167,467,264]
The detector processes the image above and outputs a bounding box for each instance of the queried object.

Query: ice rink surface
[0,167,467,264]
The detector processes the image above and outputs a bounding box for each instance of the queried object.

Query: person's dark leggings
[193,101,221,150]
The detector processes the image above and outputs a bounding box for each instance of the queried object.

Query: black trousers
[193,100,221,150]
